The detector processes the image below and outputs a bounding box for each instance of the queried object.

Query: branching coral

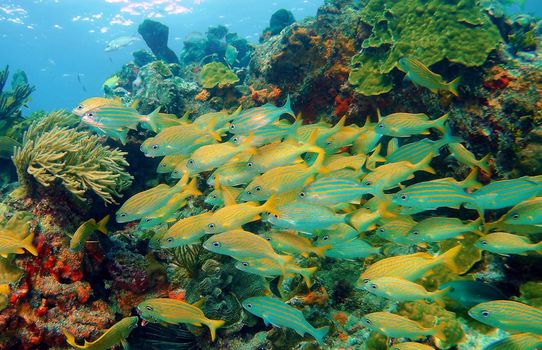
[12,111,133,204]
[0,65,35,135]
[348,0,502,95]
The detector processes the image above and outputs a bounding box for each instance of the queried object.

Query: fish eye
[88,112,94,117]
[322,235,329,241]
[326,140,332,145]
[299,192,305,198]
[412,230,419,235]
[160,164,166,168]
[370,283,377,289]
[363,278,369,284]
[480,240,487,245]
[255,186,261,192]
[265,237,271,241]
[212,241,220,247]
[119,213,127,218]
[364,181,372,186]
[246,303,252,308]
[273,214,279,218]
[208,223,216,229]
[188,159,194,165]
[246,191,252,195]
[400,194,407,200]
[365,319,372,324]
[145,218,151,222]
[232,136,239,143]
[77,105,83,109]
[378,228,385,233]
[242,262,249,267]
[230,124,236,129]
[211,195,217,199]
[146,306,153,311]
[512,213,519,220]
[166,237,173,243]
[247,162,253,167]
[481,310,490,317]
[152,145,159,150]
[377,124,384,128]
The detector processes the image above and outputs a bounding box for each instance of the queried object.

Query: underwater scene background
[1,0,542,349]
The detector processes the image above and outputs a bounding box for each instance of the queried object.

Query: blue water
[0,0,322,114]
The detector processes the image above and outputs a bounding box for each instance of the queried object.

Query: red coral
[334,95,352,117]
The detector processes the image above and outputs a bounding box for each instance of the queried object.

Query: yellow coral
[12,111,133,204]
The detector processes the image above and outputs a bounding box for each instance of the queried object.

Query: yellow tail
[206,319,225,342]
[433,113,450,135]
[447,76,461,97]
[23,231,37,256]
[186,177,202,197]
[299,266,318,288]
[62,330,83,349]
[476,154,492,175]
[261,195,279,216]
[96,215,110,234]
[436,245,462,275]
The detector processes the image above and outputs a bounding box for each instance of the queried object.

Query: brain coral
[349,0,502,95]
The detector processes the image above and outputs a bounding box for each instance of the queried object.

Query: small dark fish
[438,280,506,307]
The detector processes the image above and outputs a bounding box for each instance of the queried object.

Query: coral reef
[261,9,296,41]
[12,111,133,204]
[199,62,240,89]
[0,65,34,138]
[138,19,180,64]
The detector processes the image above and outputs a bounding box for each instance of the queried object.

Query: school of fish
[6,63,541,348]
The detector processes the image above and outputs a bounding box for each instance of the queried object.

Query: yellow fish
[392,342,435,350]
[240,151,325,201]
[398,57,461,96]
[357,245,462,286]
[468,300,542,334]
[235,258,317,287]
[351,115,383,155]
[137,298,225,341]
[0,231,37,258]
[72,97,122,117]
[447,142,491,174]
[364,276,450,303]
[483,333,542,350]
[475,232,542,255]
[361,312,447,341]
[69,216,109,252]
[160,212,213,248]
[203,229,293,268]
[260,230,330,257]
[375,112,449,138]
[157,155,186,174]
[63,316,138,350]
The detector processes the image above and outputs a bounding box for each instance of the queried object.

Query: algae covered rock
[199,62,239,89]
[138,19,180,64]
[349,0,502,95]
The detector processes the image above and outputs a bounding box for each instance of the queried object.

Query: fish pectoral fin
[15,248,25,254]
[121,339,130,350]
[0,254,7,259]
[191,322,203,327]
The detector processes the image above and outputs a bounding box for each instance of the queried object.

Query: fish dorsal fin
[221,183,237,207]
[192,298,206,308]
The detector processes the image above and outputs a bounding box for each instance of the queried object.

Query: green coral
[198,62,239,89]
[0,65,35,137]
[12,111,133,204]
[348,0,502,95]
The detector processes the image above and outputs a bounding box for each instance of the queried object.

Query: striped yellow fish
[230,96,294,134]
[231,119,299,147]
[240,151,325,201]
[260,230,329,257]
[186,135,255,174]
[235,258,317,287]
[361,311,447,341]
[207,159,259,187]
[202,229,293,268]
[364,276,450,303]
[392,342,435,350]
[295,116,346,147]
[248,130,320,173]
[72,97,122,117]
[502,197,542,225]
[375,216,417,245]
[157,155,186,174]
[468,300,542,334]
[357,245,462,286]
[362,153,435,195]
[475,232,542,255]
[351,115,383,154]
[299,176,369,206]
[160,212,213,248]
[63,316,138,350]
[69,216,109,252]
[375,112,449,138]
[204,195,277,234]
[398,57,461,96]
[483,333,542,350]
[324,153,367,172]
[447,142,491,174]
[242,296,329,344]
[137,298,225,341]
[386,136,454,165]
[0,230,37,258]
[314,223,360,246]
[193,106,240,131]
[324,239,382,260]
[405,217,482,244]
[324,124,364,152]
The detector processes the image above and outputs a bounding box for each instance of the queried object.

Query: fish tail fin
[62,330,82,348]
[469,217,484,234]
[174,172,190,192]
[96,215,110,234]
[476,154,492,175]
[205,117,222,142]
[430,286,452,306]
[283,95,295,117]
[433,319,448,342]
[23,231,37,256]
[299,266,318,288]
[313,326,330,345]
[206,319,225,342]
[448,76,461,97]
[433,113,449,134]
[437,245,462,275]
[313,244,332,258]
[459,168,482,190]
[145,107,161,132]
[333,115,346,132]
[413,152,435,174]
[261,195,279,216]
[186,177,202,197]
[386,138,399,156]
[368,143,386,168]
